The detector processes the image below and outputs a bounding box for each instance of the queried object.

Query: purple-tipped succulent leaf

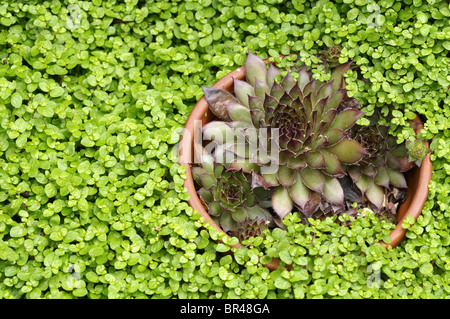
[317,81,334,101]
[286,157,307,170]
[365,180,384,209]
[234,78,255,107]
[322,175,344,206]
[329,109,364,131]
[191,167,216,189]
[248,95,264,112]
[220,213,237,233]
[254,78,270,99]
[355,175,370,195]
[202,86,239,121]
[280,72,296,92]
[322,127,346,145]
[297,66,310,91]
[231,207,247,223]
[300,167,324,194]
[330,61,352,93]
[245,51,268,86]
[272,186,294,219]
[326,139,367,164]
[277,165,295,187]
[305,151,327,169]
[228,159,260,173]
[373,166,390,188]
[321,150,345,176]
[251,171,279,189]
[226,103,252,124]
[288,172,311,209]
[267,64,281,86]
[325,89,346,112]
[386,167,408,188]
[269,81,285,101]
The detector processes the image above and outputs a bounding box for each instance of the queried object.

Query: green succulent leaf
[202,86,239,121]
[254,78,270,100]
[322,128,346,145]
[300,166,324,193]
[228,159,260,173]
[220,212,238,232]
[329,109,363,131]
[373,166,390,188]
[245,51,267,86]
[286,156,307,170]
[326,89,346,112]
[277,165,296,187]
[267,64,281,86]
[198,187,213,204]
[210,201,225,216]
[234,79,255,107]
[330,61,352,93]
[386,167,408,188]
[280,72,296,92]
[305,151,326,169]
[321,150,345,176]
[317,81,334,101]
[191,167,216,189]
[272,186,293,219]
[251,172,279,189]
[289,172,311,209]
[322,175,344,206]
[226,103,252,123]
[297,66,310,91]
[366,180,384,209]
[327,139,367,164]
[232,207,247,222]
[355,174,370,195]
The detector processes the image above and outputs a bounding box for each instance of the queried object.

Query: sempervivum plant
[347,112,415,210]
[202,51,367,220]
[191,152,273,238]
[237,217,270,242]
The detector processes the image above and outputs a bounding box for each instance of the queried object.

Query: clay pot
[178,63,432,270]
[380,117,432,248]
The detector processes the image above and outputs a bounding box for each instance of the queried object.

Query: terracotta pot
[380,117,433,248]
[179,63,432,270]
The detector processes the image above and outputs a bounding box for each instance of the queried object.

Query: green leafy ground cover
[0,0,449,299]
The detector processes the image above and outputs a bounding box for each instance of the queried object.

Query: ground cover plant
[0,0,449,299]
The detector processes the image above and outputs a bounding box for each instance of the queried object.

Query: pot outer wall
[179,63,432,270]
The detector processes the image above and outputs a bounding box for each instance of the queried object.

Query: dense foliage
[0,0,449,299]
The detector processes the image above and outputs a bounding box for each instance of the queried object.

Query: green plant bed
[0,0,449,299]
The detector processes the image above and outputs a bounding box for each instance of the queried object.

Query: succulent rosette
[347,113,416,210]
[191,153,273,237]
[201,51,367,220]
[237,217,270,242]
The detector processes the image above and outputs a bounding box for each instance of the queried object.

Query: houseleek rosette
[191,153,273,238]
[201,51,367,220]
[237,217,270,242]
[347,113,417,210]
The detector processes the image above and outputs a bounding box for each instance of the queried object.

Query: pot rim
[179,60,432,270]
